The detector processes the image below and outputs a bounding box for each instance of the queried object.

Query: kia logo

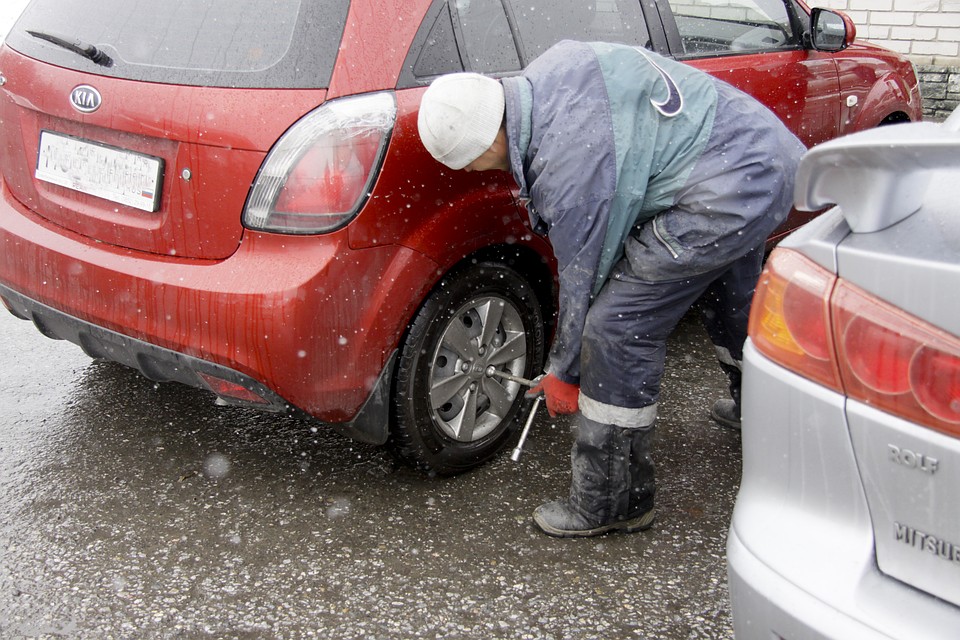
[69,85,102,113]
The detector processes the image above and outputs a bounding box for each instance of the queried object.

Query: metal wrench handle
[510,394,542,462]
[485,366,538,388]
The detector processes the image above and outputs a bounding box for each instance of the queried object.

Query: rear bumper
[1,282,288,410]
[727,527,885,640]
[728,519,960,640]
[0,183,439,433]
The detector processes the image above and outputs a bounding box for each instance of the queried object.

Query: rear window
[5,0,350,88]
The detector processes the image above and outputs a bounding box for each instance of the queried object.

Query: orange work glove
[527,373,580,417]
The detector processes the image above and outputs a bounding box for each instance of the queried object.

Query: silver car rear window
[5,0,349,88]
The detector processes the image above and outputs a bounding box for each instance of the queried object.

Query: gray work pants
[578,240,764,429]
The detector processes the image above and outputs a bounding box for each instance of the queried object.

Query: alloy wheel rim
[428,296,528,442]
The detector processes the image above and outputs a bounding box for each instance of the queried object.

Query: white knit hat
[418,73,505,170]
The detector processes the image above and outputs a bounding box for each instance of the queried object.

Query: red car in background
[0,0,921,474]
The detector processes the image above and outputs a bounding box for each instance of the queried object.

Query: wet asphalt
[0,307,740,639]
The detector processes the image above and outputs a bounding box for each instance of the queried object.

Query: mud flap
[333,350,396,445]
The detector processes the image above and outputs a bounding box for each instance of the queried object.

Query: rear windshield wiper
[26,30,113,67]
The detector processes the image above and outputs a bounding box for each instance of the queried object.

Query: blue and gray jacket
[501,40,803,384]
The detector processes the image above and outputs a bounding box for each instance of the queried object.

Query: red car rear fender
[350,90,548,269]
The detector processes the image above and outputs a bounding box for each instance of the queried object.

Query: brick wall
[808,1,960,119]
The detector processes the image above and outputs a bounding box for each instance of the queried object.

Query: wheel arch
[460,242,558,346]
[388,241,557,400]
[849,68,923,130]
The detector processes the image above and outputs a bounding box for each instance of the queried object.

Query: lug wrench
[484,366,541,462]
[511,395,542,462]
[484,366,537,388]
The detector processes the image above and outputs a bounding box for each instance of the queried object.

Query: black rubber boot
[533,417,655,538]
[710,398,741,430]
[711,366,742,430]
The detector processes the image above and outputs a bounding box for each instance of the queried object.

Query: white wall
[808,0,960,66]
[0,0,29,42]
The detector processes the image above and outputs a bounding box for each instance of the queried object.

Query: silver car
[728,111,960,638]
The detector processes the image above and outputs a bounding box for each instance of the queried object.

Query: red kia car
[0,0,921,474]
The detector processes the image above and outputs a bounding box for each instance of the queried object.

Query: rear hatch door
[0,0,348,259]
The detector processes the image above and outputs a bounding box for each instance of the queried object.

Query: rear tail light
[834,283,960,435]
[748,250,841,390]
[243,92,396,234]
[751,248,960,437]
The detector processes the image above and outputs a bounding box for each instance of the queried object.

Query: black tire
[390,262,545,475]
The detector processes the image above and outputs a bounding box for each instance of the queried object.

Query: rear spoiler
[795,110,960,233]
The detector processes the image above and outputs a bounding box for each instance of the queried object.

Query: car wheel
[391,262,545,475]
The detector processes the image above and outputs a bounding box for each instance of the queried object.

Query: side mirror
[810,8,855,52]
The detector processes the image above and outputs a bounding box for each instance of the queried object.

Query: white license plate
[35,131,164,212]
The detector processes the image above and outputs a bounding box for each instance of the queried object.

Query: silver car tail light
[751,248,960,438]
